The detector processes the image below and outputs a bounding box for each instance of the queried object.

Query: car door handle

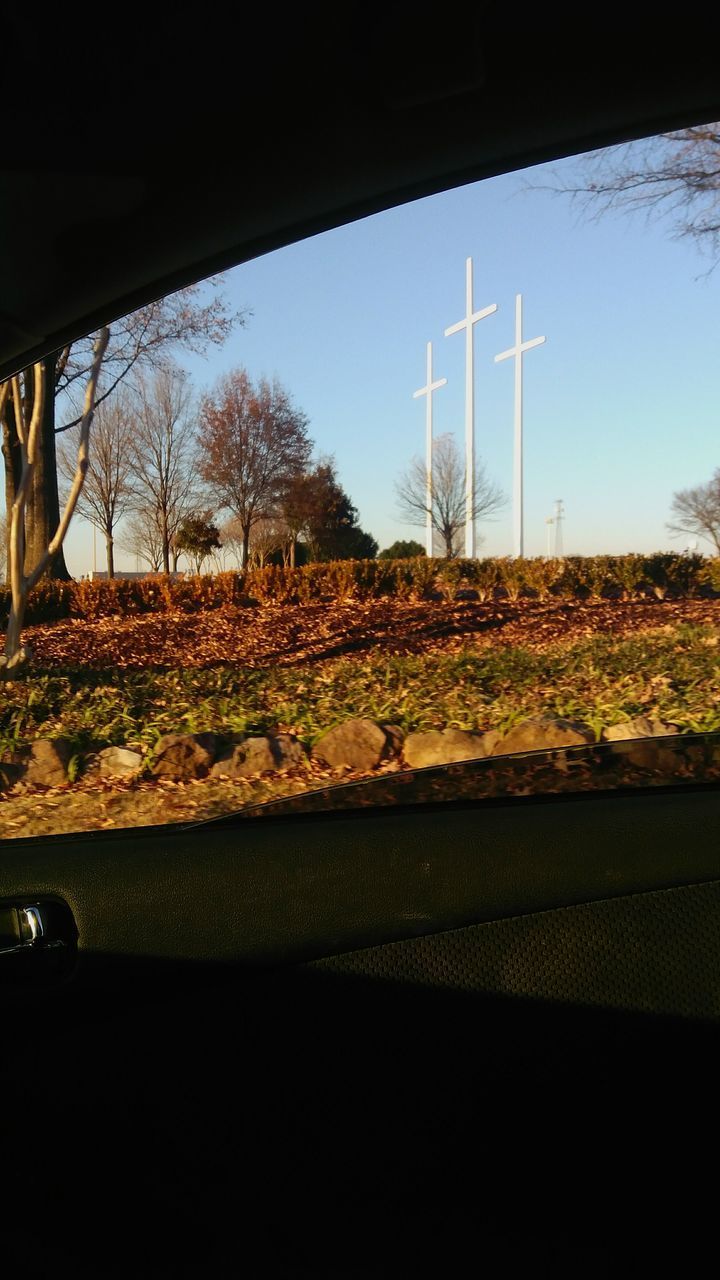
[0,898,78,981]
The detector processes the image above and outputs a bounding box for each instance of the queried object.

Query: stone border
[1,714,679,793]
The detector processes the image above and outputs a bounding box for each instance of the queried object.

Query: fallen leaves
[20,598,720,671]
[0,759,377,839]
[1,596,719,841]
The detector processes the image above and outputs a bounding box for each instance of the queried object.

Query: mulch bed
[23,597,720,670]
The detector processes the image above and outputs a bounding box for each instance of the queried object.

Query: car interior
[3,16,720,1276]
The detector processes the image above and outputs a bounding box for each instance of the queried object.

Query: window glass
[2,124,719,837]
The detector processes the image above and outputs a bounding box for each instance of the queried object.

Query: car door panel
[1,786,719,971]
[3,786,720,1274]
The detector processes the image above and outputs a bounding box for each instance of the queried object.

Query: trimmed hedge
[1,554,718,625]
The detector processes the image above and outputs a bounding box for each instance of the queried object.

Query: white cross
[445,258,497,558]
[413,341,447,557]
[495,293,545,558]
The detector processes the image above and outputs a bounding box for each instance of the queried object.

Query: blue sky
[65,138,720,574]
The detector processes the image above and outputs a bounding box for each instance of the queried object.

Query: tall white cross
[495,293,546,558]
[413,341,447,557]
[445,258,497,559]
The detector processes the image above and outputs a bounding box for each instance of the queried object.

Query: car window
[1,123,719,838]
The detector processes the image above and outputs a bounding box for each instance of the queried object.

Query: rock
[96,746,143,778]
[312,719,389,771]
[22,738,73,787]
[603,718,679,771]
[152,732,217,780]
[493,717,594,755]
[0,761,22,790]
[603,717,675,742]
[212,738,275,778]
[272,734,309,770]
[381,724,405,757]
[481,730,504,756]
[403,728,489,769]
[211,735,308,779]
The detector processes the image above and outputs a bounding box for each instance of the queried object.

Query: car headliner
[2,16,720,381]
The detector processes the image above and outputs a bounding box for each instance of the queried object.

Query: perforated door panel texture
[5,879,720,1276]
[310,879,720,1020]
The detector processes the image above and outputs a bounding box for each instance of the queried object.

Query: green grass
[1,622,719,764]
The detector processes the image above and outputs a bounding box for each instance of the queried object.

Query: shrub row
[2,554,719,625]
[248,554,720,604]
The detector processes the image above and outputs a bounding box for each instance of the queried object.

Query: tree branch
[27,329,109,592]
[55,349,145,433]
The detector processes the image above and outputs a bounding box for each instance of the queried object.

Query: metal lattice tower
[554,499,564,559]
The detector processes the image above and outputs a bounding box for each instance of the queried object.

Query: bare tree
[667,470,720,553]
[55,279,244,433]
[0,512,6,583]
[0,331,108,677]
[130,367,200,574]
[544,124,720,263]
[121,511,164,573]
[395,432,506,559]
[217,515,246,570]
[247,516,291,568]
[57,392,137,578]
[1,279,245,580]
[199,369,312,566]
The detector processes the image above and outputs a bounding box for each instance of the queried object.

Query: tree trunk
[242,525,250,568]
[2,360,72,581]
[162,519,170,574]
[106,533,115,579]
[26,360,71,580]
[289,537,296,569]
[2,396,22,578]
[172,547,179,572]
